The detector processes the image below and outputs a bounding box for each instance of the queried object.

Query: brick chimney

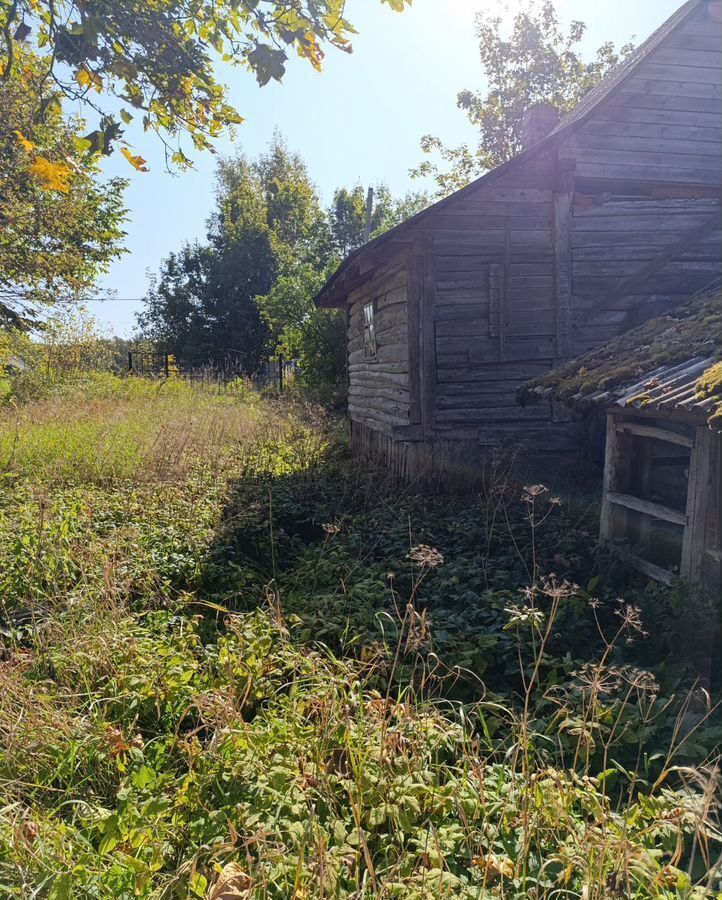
[521,103,560,150]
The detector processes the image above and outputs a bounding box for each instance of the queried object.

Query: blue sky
[90,0,681,336]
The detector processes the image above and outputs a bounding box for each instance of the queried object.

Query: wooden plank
[553,158,574,359]
[623,77,722,101]
[652,47,722,70]
[436,378,534,395]
[573,197,720,218]
[606,491,688,526]
[667,33,722,53]
[420,236,437,437]
[489,262,502,340]
[450,201,555,218]
[572,133,721,158]
[350,371,410,388]
[593,105,721,128]
[576,210,722,324]
[501,216,512,361]
[465,187,553,203]
[580,119,721,143]
[571,147,721,172]
[436,405,552,425]
[573,214,719,234]
[435,361,550,381]
[635,62,722,83]
[631,556,675,585]
[601,414,630,542]
[681,425,714,582]
[607,92,722,115]
[406,248,422,428]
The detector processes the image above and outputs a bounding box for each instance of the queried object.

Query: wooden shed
[315,0,722,480]
[520,291,722,587]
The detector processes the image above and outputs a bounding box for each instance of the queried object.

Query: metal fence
[127,348,299,392]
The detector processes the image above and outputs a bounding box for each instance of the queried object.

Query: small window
[363,301,377,359]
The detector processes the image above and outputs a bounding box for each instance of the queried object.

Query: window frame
[362,299,377,360]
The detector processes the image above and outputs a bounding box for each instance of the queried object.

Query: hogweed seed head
[408,544,444,569]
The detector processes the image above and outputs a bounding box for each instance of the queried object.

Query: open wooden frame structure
[599,359,722,586]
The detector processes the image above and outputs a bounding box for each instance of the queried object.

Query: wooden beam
[681,425,714,581]
[577,210,722,326]
[553,157,574,359]
[606,491,688,526]
[501,215,512,361]
[600,413,630,542]
[406,246,423,429]
[616,421,694,448]
[419,235,438,438]
[631,555,675,585]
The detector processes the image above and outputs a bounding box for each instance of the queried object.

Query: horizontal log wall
[347,258,411,436]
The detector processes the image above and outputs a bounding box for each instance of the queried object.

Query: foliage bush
[0,380,720,898]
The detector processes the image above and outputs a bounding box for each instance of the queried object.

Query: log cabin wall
[346,257,412,440]
[323,0,722,479]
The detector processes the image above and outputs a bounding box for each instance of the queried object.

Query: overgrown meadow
[0,375,720,899]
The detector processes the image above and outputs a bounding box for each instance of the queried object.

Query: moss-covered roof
[518,291,722,428]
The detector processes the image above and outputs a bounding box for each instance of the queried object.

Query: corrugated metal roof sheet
[587,356,719,420]
[519,291,722,428]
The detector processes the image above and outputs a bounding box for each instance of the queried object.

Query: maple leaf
[75,67,103,93]
[121,147,149,172]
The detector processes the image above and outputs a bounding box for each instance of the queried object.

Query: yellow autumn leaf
[28,157,73,193]
[121,147,150,172]
[15,130,36,152]
[297,33,324,71]
[472,853,515,881]
[75,67,103,92]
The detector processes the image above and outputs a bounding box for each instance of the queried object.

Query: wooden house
[520,291,722,587]
[315,0,722,480]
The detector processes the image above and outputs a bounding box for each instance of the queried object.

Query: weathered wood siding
[416,153,582,450]
[570,194,721,353]
[564,2,722,353]
[347,258,411,436]
[568,5,722,189]
[344,0,722,473]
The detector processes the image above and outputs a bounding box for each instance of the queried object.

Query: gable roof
[315,0,704,308]
[517,289,722,429]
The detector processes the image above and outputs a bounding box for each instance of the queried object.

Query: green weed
[0,376,720,898]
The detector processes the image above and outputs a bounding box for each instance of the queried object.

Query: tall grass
[0,375,720,898]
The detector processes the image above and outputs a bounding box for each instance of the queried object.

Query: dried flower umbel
[408,544,444,569]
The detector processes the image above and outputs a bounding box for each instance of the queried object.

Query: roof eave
[314,0,705,309]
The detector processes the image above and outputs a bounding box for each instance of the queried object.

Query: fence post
[128,351,133,373]
[164,353,170,379]
[278,354,284,394]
